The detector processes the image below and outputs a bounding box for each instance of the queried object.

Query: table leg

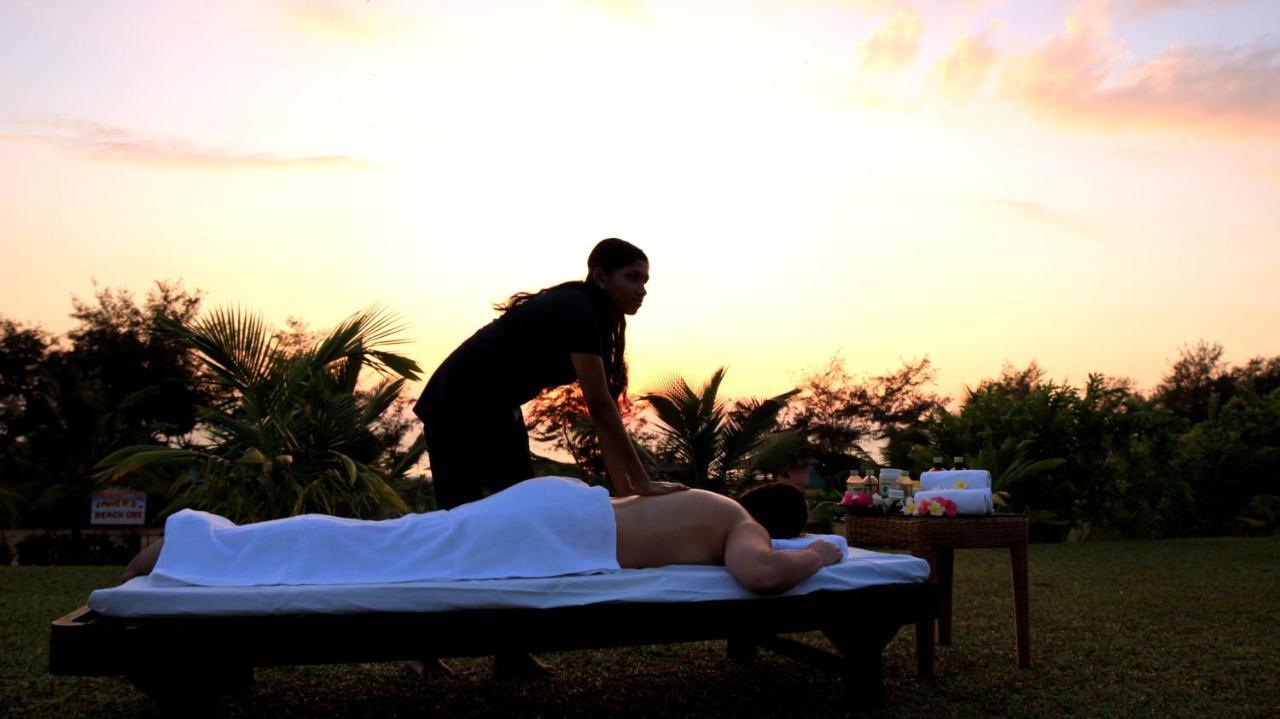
[935,547,954,645]
[1010,542,1031,668]
[912,549,936,643]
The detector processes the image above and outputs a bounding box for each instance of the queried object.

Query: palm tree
[641,368,800,494]
[95,306,425,523]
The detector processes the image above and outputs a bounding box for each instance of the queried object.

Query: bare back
[610,489,750,568]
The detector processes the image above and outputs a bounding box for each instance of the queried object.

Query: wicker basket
[844,515,1028,550]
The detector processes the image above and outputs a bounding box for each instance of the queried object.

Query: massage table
[50,547,939,715]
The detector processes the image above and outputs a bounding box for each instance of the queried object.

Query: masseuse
[413,238,687,507]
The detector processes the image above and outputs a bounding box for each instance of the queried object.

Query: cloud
[580,0,649,20]
[1120,0,1246,17]
[0,116,373,171]
[274,0,418,43]
[837,0,906,16]
[997,0,1280,136]
[993,198,1101,237]
[859,8,924,73]
[935,28,1000,101]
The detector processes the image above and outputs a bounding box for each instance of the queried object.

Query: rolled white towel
[913,488,994,515]
[772,533,849,558]
[919,469,992,491]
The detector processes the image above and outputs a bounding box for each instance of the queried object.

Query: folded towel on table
[772,533,849,558]
[919,469,992,491]
[150,476,619,587]
[914,488,994,515]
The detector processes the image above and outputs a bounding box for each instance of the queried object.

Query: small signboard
[90,488,147,525]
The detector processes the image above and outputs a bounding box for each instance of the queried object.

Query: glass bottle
[953,456,968,470]
[928,456,945,472]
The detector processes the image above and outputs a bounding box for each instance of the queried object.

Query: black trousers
[419,403,534,510]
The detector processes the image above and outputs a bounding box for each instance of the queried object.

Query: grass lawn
[3,537,1278,718]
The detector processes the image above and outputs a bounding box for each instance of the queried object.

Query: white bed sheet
[87,547,930,618]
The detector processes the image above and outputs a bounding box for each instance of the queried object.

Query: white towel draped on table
[150,476,619,587]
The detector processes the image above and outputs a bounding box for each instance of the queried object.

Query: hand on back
[635,480,689,496]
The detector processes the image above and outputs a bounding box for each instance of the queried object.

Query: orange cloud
[580,0,649,20]
[935,28,999,101]
[274,0,417,43]
[998,0,1280,137]
[994,199,1101,237]
[1,116,372,171]
[1120,0,1246,17]
[859,8,924,73]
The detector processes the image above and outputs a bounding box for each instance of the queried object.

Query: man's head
[737,482,808,539]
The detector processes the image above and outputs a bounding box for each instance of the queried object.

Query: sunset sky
[2,0,1278,407]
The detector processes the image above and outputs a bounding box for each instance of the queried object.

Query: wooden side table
[844,514,1031,668]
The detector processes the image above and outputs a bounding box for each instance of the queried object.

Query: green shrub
[14,532,140,565]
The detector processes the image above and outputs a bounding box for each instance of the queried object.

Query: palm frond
[177,308,280,391]
[717,389,799,480]
[92,446,213,483]
[360,378,406,427]
[386,433,428,481]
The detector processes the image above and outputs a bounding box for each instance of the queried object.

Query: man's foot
[493,653,555,680]
[405,658,456,680]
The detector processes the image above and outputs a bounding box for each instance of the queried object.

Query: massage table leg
[822,623,898,710]
[726,634,759,661]
[915,617,936,679]
[126,656,253,717]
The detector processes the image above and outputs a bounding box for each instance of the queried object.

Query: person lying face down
[613,481,842,593]
[121,479,843,595]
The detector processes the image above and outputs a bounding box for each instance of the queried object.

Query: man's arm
[723,521,842,595]
[121,538,164,583]
[571,352,685,497]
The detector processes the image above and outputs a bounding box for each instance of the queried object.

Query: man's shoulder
[686,489,752,517]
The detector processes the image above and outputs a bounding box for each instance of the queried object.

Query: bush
[1234,495,1280,536]
[14,532,140,565]
[805,488,843,534]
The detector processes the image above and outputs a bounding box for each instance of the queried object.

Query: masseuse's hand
[635,480,689,496]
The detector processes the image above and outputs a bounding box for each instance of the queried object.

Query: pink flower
[915,499,931,516]
[943,498,958,517]
[840,491,854,506]
[851,490,873,508]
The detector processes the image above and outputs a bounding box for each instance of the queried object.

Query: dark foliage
[13,531,140,565]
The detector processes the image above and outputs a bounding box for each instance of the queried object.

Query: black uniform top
[415,285,610,420]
